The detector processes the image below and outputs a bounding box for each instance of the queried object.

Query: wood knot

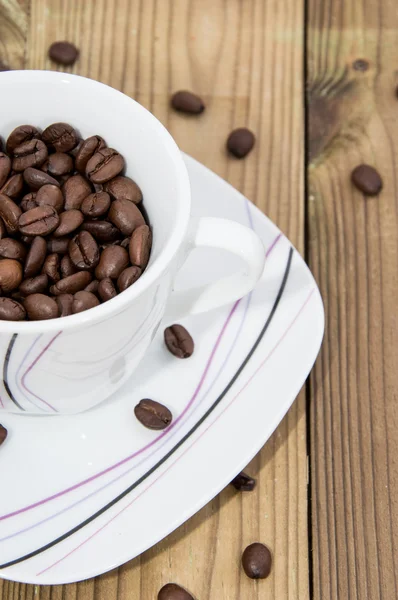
[352,59,369,72]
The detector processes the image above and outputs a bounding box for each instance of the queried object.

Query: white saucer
[0,154,324,585]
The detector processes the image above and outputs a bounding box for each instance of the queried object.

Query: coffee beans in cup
[0,123,151,320]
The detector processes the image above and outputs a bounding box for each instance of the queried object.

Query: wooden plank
[0,1,307,598]
[0,0,28,70]
[307,1,398,598]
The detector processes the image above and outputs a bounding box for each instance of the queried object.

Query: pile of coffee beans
[0,123,151,320]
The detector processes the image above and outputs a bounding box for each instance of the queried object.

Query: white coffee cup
[0,70,265,415]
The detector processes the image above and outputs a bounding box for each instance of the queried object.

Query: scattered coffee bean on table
[48,41,79,66]
[164,324,194,358]
[158,583,195,600]
[351,164,383,196]
[134,398,173,430]
[230,471,256,491]
[242,542,272,579]
[0,424,7,446]
[226,128,256,159]
[171,91,205,115]
[0,122,151,320]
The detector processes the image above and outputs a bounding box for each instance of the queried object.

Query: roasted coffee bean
[241,543,272,579]
[20,192,38,212]
[84,279,99,294]
[164,324,194,358]
[63,174,92,210]
[24,236,47,277]
[12,139,48,172]
[98,277,117,301]
[0,238,27,262]
[134,398,173,430]
[0,194,22,234]
[6,125,41,155]
[351,164,383,196]
[42,122,78,153]
[0,153,11,188]
[69,231,99,270]
[81,220,121,243]
[44,152,74,177]
[48,41,79,66]
[157,583,194,600]
[50,271,92,295]
[171,90,205,114]
[0,424,7,445]
[81,191,110,218]
[75,135,106,173]
[42,253,60,282]
[117,266,141,292]
[0,259,23,293]
[231,471,256,492]
[47,237,70,254]
[227,128,256,159]
[104,176,142,204]
[53,209,84,237]
[19,274,49,296]
[19,205,59,236]
[95,245,129,280]
[36,184,64,213]
[72,290,100,313]
[129,224,151,268]
[1,173,24,198]
[0,219,6,240]
[108,199,145,235]
[0,297,26,321]
[24,293,59,320]
[56,293,73,317]
[23,167,60,190]
[60,254,77,278]
[86,148,124,184]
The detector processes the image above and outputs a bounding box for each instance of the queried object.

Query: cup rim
[0,70,191,333]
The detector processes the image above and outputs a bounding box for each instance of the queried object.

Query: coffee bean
[0,259,23,293]
[108,199,145,235]
[81,191,110,218]
[84,279,99,294]
[117,266,141,292]
[129,224,151,268]
[48,41,79,66]
[351,164,383,196]
[0,238,27,262]
[47,236,70,254]
[44,152,74,177]
[104,176,142,204]
[171,90,205,114]
[24,236,47,277]
[12,139,48,172]
[75,135,106,174]
[81,220,121,243]
[19,205,59,236]
[20,192,38,212]
[134,399,173,430]
[63,174,92,210]
[51,271,92,295]
[60,254,77,278]
[72,290,100,313]
[42,253,60,282]
[19,274,49,296]
[53,209,84,237]
[23,167,60,190]
[56,293,73,317]
[0,194,22,234]
[164,324,194,358]
[42,122,78,153]
[24,293,59,320]
[230,471,256,491]
[69,231,99,270]
[36,184,64,213]
[227,128,255,159]
[0,153,11,188]
[1,173,24,199]
[95,245,129,280]
[98,277,117,301]
[6,125,41,155]
[0,424,8,445]
[158,583,194,600]
[86,148,125,184]
[0,297,26,321]
[241,543,272,579]
[0,219,6,240]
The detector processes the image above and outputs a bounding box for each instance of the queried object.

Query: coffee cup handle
[165,217,265,318]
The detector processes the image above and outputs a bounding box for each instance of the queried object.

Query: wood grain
[307,0,398,599]
[0,1,306,598]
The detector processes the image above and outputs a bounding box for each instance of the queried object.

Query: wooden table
[0,0,397,598]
